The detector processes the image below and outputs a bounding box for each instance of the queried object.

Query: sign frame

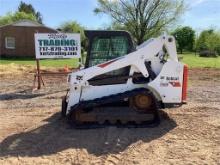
[33,32,81,89]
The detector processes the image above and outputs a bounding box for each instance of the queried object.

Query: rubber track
[68,88,160,129]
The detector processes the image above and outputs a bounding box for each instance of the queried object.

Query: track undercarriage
[63,88,160,128]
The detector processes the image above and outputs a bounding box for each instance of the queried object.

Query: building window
[5,37,15,49]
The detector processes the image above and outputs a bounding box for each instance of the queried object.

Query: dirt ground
[0,66,220,165]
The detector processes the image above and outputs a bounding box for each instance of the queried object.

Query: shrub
[199,50,218,57]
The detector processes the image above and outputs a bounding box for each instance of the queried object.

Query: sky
[0,0,220,31]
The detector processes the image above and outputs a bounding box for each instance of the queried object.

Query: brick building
[0,19,57,57]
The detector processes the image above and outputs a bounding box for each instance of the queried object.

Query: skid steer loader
[61,30,188,128]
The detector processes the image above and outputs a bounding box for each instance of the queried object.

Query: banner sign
[34,33,81,59]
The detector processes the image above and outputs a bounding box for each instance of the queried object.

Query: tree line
[0,0,219,57]
[172,27,220,57]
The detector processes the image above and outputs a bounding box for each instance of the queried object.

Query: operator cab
[84,30,136,85]
[84,30,157,85]
[85,30,135,68]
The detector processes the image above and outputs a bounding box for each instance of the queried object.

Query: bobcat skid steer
[61,30,188,128]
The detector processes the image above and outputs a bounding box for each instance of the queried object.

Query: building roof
[0,19,57,31]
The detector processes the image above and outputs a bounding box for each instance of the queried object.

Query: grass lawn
[0,57,79,68]
[0,53,219,68]
[179,53,220,68]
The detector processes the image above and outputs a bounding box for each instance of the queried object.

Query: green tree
[215,31,220,55]
[0,12,37,26]
[205,31,220,56]
[59,21,86,49]
[18,1,43,24]
[172,26,195,54]
[94,0,186,44]
[205,33,220,53]
[59,21,87,64]
[196,29,220,56]
[196,29,213,51]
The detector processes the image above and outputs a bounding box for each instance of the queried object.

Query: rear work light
[182,64,188,103]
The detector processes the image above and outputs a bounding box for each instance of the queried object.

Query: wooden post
[36,59,41,89]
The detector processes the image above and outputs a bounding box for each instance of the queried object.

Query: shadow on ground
[0,111,176,157]
[0,93,45,100]
[0,89,66,101]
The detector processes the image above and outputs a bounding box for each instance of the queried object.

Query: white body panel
[66,34,183,114]
[148,61,184,103]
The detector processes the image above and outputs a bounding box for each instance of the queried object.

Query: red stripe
[97,59,118,68]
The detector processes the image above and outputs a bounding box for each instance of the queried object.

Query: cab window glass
[89,36,128,66]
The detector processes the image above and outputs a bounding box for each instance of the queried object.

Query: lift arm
[69,34,178,87]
